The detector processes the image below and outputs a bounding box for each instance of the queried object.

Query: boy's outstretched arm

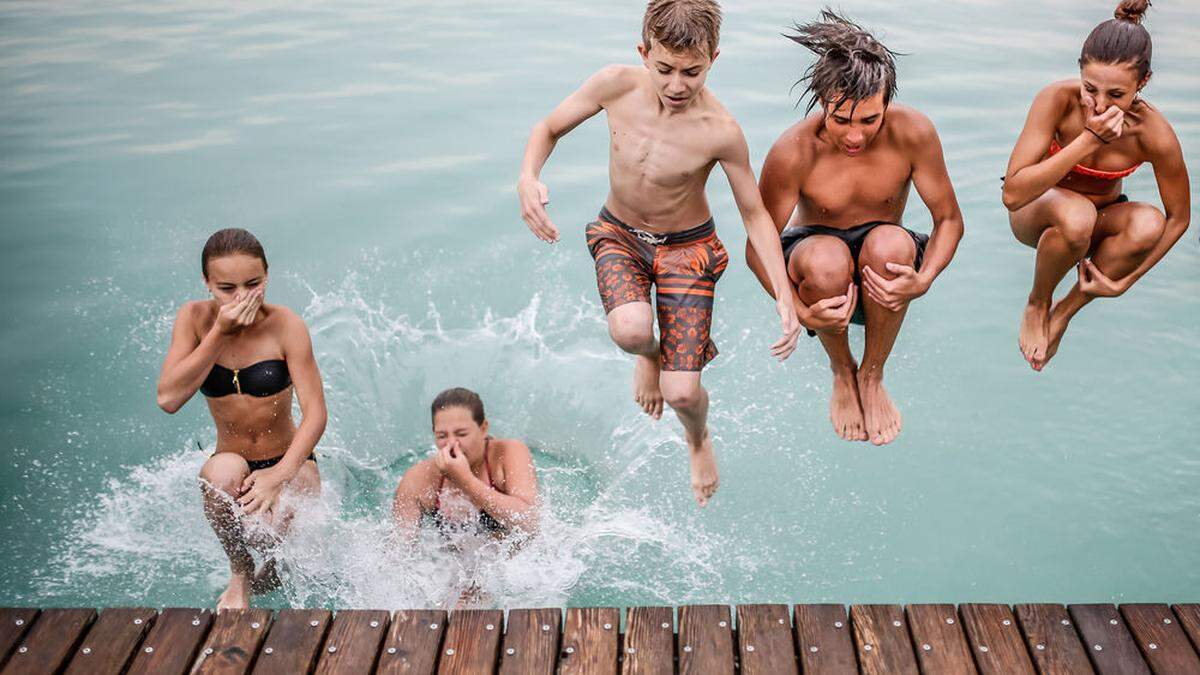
[717,125,802,360]
[518,65,628,243]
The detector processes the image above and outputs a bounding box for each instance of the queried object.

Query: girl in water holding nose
[1003,0,1190,371]
[157,228,327,610]
[392,387,538,539]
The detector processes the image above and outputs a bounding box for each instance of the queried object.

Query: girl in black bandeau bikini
[157,228,327,611]
[392,388,538,541]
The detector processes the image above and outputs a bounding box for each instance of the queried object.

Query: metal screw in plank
[980,645,989,653]
[718,621,727,628]
[946,618,955,625]
[627,647,636,654]
[778,618,785,625]
[14,620,23,626]
[1037,644,1045,650]
[864,644,874,652]
[922,644,931,651]
[746,645,755,653]
[81,647,92,655]
[387,647,396,654]
[1062,619,1071,626]
[430,623,438,629]
[1164,618,1173,625]
[834,621,844,628]
[660,622,669,629]
[811,646,820,653]
[446,648,454,655]
[251,622,260,629]
[264,647,274,655]
[311,620,320,627]
[486,624,495,631]
[1003,619,1011,626]
[507,648,515,655]
[144,647,154,654]
[328,646,337,653]
[370,620,379,628]
[134,618,143,625]
[17,647,27,654]
[604,623,612,630]
[205,648,213,655]
[1110,619,1119,625]
[1094,644,1103,651]
[565,646,575,654]
[192,619,201,626]
[1149,643,1158,650]
[683,645,692,653]
[893,620,902,627]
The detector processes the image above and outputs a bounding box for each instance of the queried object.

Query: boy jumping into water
[748,10,964,445]
[518,0,801,506]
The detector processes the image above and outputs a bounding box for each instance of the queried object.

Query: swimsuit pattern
[585,208,728,371]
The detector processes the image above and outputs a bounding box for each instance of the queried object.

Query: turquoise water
[1,0,1197,609]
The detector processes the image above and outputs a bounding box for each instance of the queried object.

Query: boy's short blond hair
[642,0,721,58]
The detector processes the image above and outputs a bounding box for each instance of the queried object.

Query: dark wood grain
[0,609,39,671]
[252,609,331,675]
[735,604,797,675]
[64,607,156,675]
[850,604,917,675]
[436,609,502,675]
[1014,603,1094,675]
[192,608,272,674]
[0,608,94,675]
[620,607,673,675]
[1069,604,1151,675]
[1174,605,1200,654]
[959,604,1036,675]
[498,608,559,675]
[906,604,977,675]
[558,607,618,675]
[313,609,390,675]
[1120,603,1200,675]
[677,605,733,675]
[793,604,856,675]
[376,610,446,675]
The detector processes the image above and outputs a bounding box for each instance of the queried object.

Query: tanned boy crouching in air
[748,10,964,446]
[518,0,801,506]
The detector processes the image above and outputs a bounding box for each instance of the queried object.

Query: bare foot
[1037,301,1072,370]
[249,558,282,594]
[1019,300,1050,368]
[687,429,719,507]
[216,574,250,612]
[830,367,868,441]
[633,354,663,419]
[857,373,902,446]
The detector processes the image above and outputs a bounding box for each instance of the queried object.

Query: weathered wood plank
[191,608,272,674]
[498,608,559,675]
[376,609,446,675]
[1069,604,1151,675]
[906,604,977,675]
[558,607,618,675]
[793,604,856,675]
[314,609,390,675]
[64,607,156,675]
[960,603,1036,675]
[0,608,94,675]
[0,610,39,671]
[1120,604,1200,675]
[252,609,330,675]
[850,604,917,675]
[621,607,673,675]
[1174,605,1200,654]
[127,608,213,675]
[1014,603,1094,675]
[437,609,502,675]
[677,604,733,675]
[736,604,797,675]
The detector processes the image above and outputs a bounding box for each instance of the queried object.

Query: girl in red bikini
[392,388,539,539]
[1003,0,1190,371]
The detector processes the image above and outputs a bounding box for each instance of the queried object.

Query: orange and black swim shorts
[585,206,729,372]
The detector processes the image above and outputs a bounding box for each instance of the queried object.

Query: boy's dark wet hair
[642,0,722,58]
[787,8,899,114]
[201,228,268,279]
[1080,0,1152,79]
[431,387,486,426]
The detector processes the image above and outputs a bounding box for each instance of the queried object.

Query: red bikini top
[1048,138,1142,181]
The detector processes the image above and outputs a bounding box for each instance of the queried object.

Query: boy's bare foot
[216,574,250,612]
[687,429,718,507]
[633,354,664,419]
[1019,300,1050,369]
[830,366,868,441]
[1037,301,1072,370]
[857,372,902,446]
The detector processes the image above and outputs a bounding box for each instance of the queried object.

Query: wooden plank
[252,609,331,675]
[906,604,977,675]
[960,604,1036,675]
[558,607,618,675]
[793,604,856,675]
[850,604,918,675]
[736,604,797,675]
[437,609,502,675]
[1069,604,1151,675]
[376,609,446,675]
[192,608,273,674]
[313,609,389,675]
[64,607,156,675]
[498,608,560,675]
[620,607,673,675]
[1014,604,1094,675]
[0,610,39,670]
[127,609,213,675]
[1120,604,1200,675]
[677,605,734,675]
[0,608,95,675]
[1174,605,1200,654]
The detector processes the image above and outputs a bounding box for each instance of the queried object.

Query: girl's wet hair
[201,228,268,279]
[431,387,486,426]
[1079,0,1152,79]
[787,8,899,114]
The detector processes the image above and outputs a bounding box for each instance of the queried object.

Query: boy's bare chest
[606,112,716,186]
[800,151,912,220]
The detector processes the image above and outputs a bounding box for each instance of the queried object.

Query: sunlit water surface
[1,0,1197,608]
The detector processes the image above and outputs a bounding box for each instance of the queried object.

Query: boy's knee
[662,380,703,411]
[609,319,655,354]
[859,226,916,273]
[1126,207,1165,253]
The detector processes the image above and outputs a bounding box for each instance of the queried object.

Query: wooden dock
[2,603,1200,674]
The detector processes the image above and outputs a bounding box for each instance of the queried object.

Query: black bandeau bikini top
[200,360,291,398]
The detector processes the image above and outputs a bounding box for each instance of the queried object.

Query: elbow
[156,390,181,414]
[1001,187,1023,213]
